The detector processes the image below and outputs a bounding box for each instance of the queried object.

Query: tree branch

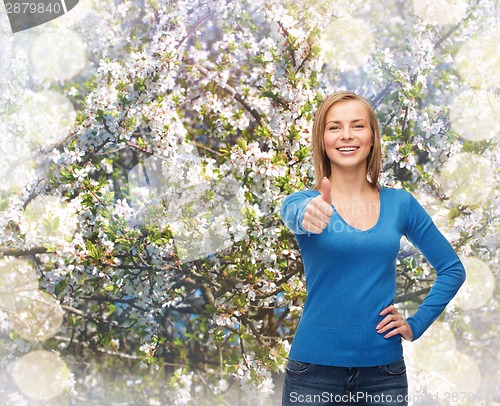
[183,57,263,126]
[0,246,48,257]
[395,287,431,303]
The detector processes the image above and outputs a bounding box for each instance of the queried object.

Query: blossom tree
[0,0,498,404]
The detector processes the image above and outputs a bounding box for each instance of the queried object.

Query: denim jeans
[282,357,408,406]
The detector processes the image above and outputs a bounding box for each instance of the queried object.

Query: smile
[336,147,359,153]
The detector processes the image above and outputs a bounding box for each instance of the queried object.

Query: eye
[328,126,340,131]
[353,125,365,129]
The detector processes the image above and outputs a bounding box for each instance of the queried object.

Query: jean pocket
[381,357,406,375]
[286,359,314,374]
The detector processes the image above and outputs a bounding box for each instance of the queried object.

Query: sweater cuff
[406,308,438,341]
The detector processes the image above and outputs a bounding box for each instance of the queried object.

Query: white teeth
[338,147,358,151]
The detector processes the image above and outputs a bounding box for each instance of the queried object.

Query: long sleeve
[403,192,466,341]
[279,190,316,235]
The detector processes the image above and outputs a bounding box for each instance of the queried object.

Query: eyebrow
[325,119,368,125]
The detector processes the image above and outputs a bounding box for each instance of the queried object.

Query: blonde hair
[311,91,382,191]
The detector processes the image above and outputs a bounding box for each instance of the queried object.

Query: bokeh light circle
[49,0,96,28]
[422,351,482,395]
[10,290,64,341]
[29,29,89,81]
[0,122,34,191]
[22,195,77,243]
[411,321,457,372]
[456,31,500,89]
[12,350,70,400]
[450,88,500,142]
[444,351,482,393]
[411,192,451,236]
[320,15,375,71]
[452,256,495,310]
[0,257,38,311]
[128,142,246,263]
[439,152,494,206]
[406,322,482,395]
[21,90,76,146]
[413,0,467,26]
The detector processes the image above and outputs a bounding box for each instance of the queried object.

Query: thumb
[321,177,332,205]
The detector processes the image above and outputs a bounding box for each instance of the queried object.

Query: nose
[340,127,354,140]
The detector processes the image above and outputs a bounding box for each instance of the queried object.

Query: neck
[328,167,375,198]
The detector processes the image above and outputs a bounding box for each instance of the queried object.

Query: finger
[315,209,333,224]
[376,314,398,331]
[379,305,395,316]
[308,201,333,221]
[383,322,412,340]
[318,200,334,217]
[302,219,324,234]
[305,224,323,234]
[322,177,332,205]
[304,207,329,225]
[304,218,327,232]
[383,326,403,339]
[377,319,401,334]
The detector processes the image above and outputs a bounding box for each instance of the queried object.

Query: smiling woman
[324,102,373,180]
[279,91,466,405]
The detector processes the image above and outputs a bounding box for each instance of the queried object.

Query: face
[323,100,373,173]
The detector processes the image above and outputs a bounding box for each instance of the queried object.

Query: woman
[279,91,466,405]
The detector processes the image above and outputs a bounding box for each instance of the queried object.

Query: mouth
[336,146,360,153]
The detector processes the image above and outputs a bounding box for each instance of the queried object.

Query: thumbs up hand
[301,177,334,234]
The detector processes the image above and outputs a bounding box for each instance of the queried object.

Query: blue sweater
[279,186,466,367]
